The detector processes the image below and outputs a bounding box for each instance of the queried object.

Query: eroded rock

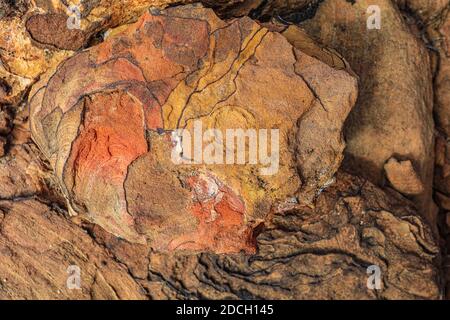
[0,0,445,301]
[0,171,440,300]
[0,0,193,105]
[301,0,436,226]
[29,5,357,253]
[0,199,147,299]
[384,157,425,195]
[144,171,440,300]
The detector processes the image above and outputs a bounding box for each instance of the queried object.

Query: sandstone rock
[0,0,446,301]
[435,191,450,211]
[202,0,319,19]
[433,6,450,221]
[0,136,5,157]
[0,4,73,105]
[395,0,449,22]
[384,157,425,195]
[0,144,46,200]
[435,134,450,195]
[0,199,146,299]
[432,10,450,288]
[0,0,324,105]
[301,0,436,226]
[435,9,450,139]
[29,5,357,253]
[0,0,193,104]
[144,171,440,299]
[0,171,440,299]
[0,107,11,135]
[26,13,88,51]
[0,103,50,202]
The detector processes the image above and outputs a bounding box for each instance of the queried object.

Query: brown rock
[384,157,425,195]
[435,9,450,138]
[0,0,445,301]
[0,136,5,157]
[0,172,440,299]
[0,0,322,105]
[0,108,11,135]
[446,212,450,229]
[0,144,46,200]
[435,134,450,195]
[202,0,318,18]
[0,9,73,105]
[0,0,192,104]
[26,13,88,51]
[0,199,147,299]
[29,5,357,253]
[301,0,436,226]
[145,171,440,299]
[395,0,449,22]
[435,191,450,211]
[0,0,28,18]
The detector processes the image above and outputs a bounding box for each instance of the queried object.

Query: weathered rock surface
[202,0,319,19]
[0,171,440,299]
[144,171,440,299]
[0,199,147,300]
[429,3,450,299]
[0,0,317,105]
[384,157,425,195]
[0,0,447,300]
[0,0,196,105]
[29,5,357,253]
[300,0,436,227]
[395,0,449,22]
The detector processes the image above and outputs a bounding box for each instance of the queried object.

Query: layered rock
[395,0,449,22]
[202,0,319,19]
[300,0,436,227]
[0,0,318,105]
[0,171,440,299]
[429,3,450,299]
[0,199,147,300]
[144,171,440,300]
[29,4,357,253]
[0,0,446,300]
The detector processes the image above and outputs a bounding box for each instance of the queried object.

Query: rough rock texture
[0,0,447,300]
[395,0,449,22]
[427,2,450,299]
[300,0,436,228]
[0,199,147,300]
[0,0,317,105]
[144,171,440,300]
[0,0,196,105]
[0,171,440,299]
[384,157,425,195]
[29,5,357,253]
[202,0,320,19]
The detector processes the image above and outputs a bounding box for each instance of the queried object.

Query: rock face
[395,0,449,22]
[0,0,447,300]
[29,4,357,253]
[0,0,316,105]
[429,3,450,299]
[202,0,319,19]
[384,157,425,195]
[434,10,450,200]
[146,171,440,300]
[0,199,147,300]
[0,171,440,299]
[300,0,436,228]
